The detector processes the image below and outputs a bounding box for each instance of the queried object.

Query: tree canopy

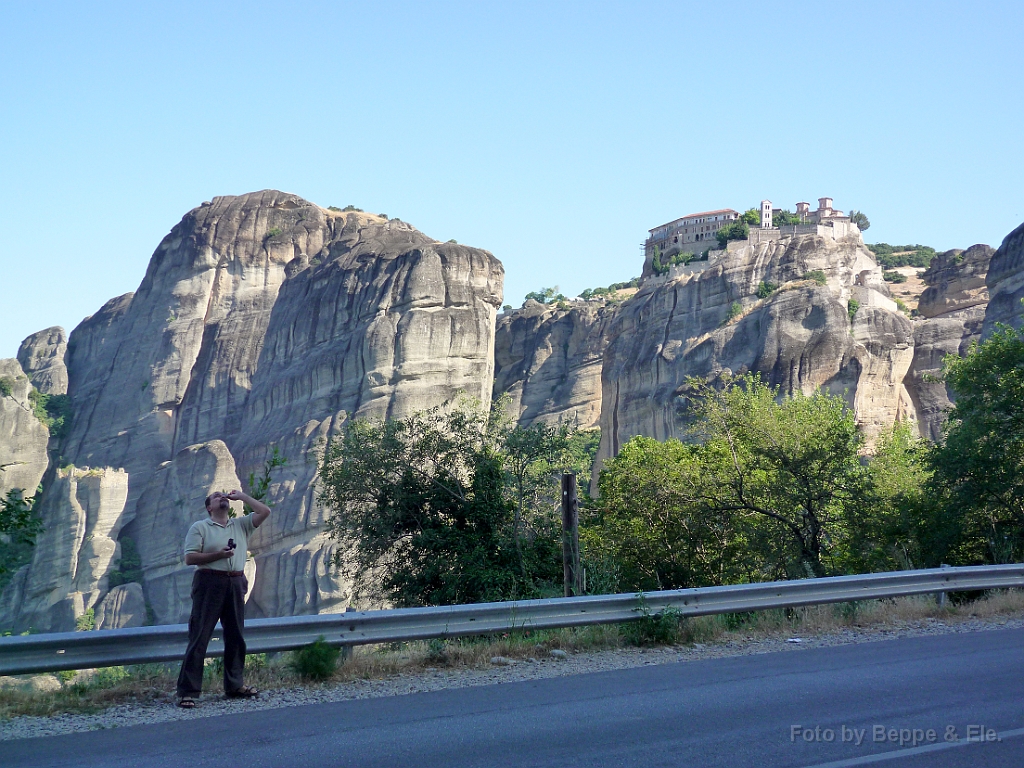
[849,210,870,231]
[318,402,596,606]
[929,323,1024,563]
[715,221,749,249]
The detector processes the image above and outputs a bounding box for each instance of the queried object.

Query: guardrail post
[562,472,581,597]
[340,605,353,663]
[938,563,951,608]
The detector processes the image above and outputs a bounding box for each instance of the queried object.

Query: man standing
[176,489,271,708]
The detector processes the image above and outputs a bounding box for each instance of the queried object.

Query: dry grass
[4,590,1024,720]
[885,266,928,311]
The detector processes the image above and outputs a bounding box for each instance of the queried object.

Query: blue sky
[2,0,1022,358]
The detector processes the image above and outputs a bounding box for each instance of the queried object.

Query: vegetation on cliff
[0,485,41,588]
[652,245,709,276]
[868,243,937,269]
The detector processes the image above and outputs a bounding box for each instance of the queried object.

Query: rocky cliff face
[233,215,502,618]
[492,300,616,429]
[982,221,1024,335]
[594,232,915,476]
[0,359,49,500]
[904,245,993,440]
[0,191,503,631]
[0,467,129,633]
[16,327,68,396]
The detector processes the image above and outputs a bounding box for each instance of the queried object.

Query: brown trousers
[176,569,247,697]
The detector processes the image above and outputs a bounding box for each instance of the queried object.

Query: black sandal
[178,697,197,709]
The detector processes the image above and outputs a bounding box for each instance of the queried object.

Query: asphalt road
[6,628,1024,768]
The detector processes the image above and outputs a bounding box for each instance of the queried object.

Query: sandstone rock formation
[0,191,503,630]
[493,300,616,429]
[595,232,915,478]
[905,245,993,440]
[94,583,146,629]
[131,440,243,624]
[16,327,68,396]
[0,359,49,500]
[982,221,1024,335]
[0,467,129,633]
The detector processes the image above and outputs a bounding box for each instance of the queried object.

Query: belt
[201,569,246,577]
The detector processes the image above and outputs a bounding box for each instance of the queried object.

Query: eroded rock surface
[595,233,914,479]
[94,583,146,629]
[0,467,129,633]
[234,216,502,617]
[0,359,49,500]
[492,300,616,429]
[1,191,503,628]
[983,221,1024,335]
[905,245,993,440]
[16,327,68,396]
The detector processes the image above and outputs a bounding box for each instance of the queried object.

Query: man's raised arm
[227,490,271,528]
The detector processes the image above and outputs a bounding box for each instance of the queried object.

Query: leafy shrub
[740,208,760,225]
[883,271,907,283]
[342,205,362,212]
[27,390,72,439]
[804,270,828,286]
[848,299,860,322]
[756,281,777,299]
[895,298,910,314]
[623,599,682,646]
[653,245,700,276]
[426,638,449,664]
[108,536,143,587]
[0,377,13,398]
[728,301,743,320]
[75,608,95,632]
[868,243,937,269]
[290,636,341,680]
[327,206,342,212]
[265,227,283,239]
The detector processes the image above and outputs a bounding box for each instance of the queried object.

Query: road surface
[6,628,1023,767]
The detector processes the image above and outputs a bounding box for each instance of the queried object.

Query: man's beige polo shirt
[183,515,257,572]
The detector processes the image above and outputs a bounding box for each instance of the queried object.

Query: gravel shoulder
[3,613,1022,742]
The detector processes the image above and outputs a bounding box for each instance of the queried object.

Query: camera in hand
[227,538,236,550]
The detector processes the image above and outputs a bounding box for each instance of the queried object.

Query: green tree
[774,209,802,226]
[849,210,870,231]
[715,221,749,249]
[524,287,566,305]
[929,324,1024,564]
[318,403,570,606]
[587,437,751,591]
[682,375,866,578]
[845,424,935,572]
[740,208,760,225]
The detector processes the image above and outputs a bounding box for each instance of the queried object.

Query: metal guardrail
[2,564,1022,676]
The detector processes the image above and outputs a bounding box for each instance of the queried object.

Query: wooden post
[562,472,581,597]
